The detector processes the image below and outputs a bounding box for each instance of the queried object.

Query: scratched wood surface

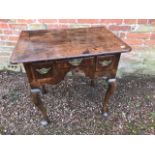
[10,26,131,63]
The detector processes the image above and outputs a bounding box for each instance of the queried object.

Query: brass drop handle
[36,67,51,74]
[68,58,83,66]
[99,60,112,67]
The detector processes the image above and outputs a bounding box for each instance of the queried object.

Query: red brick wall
[0,19,155,53]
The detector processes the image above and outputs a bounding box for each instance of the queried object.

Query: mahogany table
[10,26,131,125]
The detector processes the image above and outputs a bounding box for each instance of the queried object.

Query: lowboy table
[11,26,131,125]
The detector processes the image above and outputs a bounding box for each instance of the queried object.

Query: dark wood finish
[102,79,117,117]
[41,85,47,94]
[31,88,50,123]
[10,26,131,124]
[11,26,131,64]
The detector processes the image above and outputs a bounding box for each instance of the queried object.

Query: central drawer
[56,57,94,69]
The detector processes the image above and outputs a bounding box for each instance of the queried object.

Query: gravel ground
[0,71,155,135]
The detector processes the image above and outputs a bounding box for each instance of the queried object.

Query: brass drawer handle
[36,67,51,74]
[68,58,83,66]
[99,60,112,67]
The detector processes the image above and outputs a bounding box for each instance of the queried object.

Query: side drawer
[31,61,55,80]
[96,55,118,72]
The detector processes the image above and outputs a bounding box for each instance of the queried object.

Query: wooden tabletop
[10,26,131,63]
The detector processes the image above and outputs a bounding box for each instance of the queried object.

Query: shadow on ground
[0,71,155,135]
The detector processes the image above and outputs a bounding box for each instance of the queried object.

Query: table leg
[90,56,96,87]
[31,88,50,126]
[90,79,95,87]
[102,78,116,117]
[41,85,47,94]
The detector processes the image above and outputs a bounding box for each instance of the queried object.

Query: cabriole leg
[90,79,95,87]
[41,85,47,94]
[102,78,117,117]
[31,88,50,126]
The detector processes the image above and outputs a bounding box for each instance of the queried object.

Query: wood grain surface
[10,26,131,63]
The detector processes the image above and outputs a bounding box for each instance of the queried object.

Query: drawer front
[56,59,70,68]
[31,61,55,79]
[96,55,118,72]
[80,57,94,67]
[68,57,94,67]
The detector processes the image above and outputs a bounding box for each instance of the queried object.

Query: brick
[38,19,58,23]
[58,24,69,29]
[77,19,100,24]
[150,33,155,39]
[69,23,91,28]
[123,39,144,45]
[138,19,148,24]
[9,24,27,29]
[127,33,150,39]
[0,36,8,40]
[0,23,9,28]
[3,30,13,35]
[28,24,47,30]
[109,25,131,31]
[9,36,19,41]
[3,29,20,35]
[0,19,10,23]
[123,19,137,24]
[58,19,76,23]
[7,19,17,23]
[47,24,69,29]
[136,25,155,32]
[100,19,123,24]
[47,24,59,29]
[149,19,155,25]
[5,41,16,46]
[12,30,21,35]
[16,19,34,23]
[145,40,155,45]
